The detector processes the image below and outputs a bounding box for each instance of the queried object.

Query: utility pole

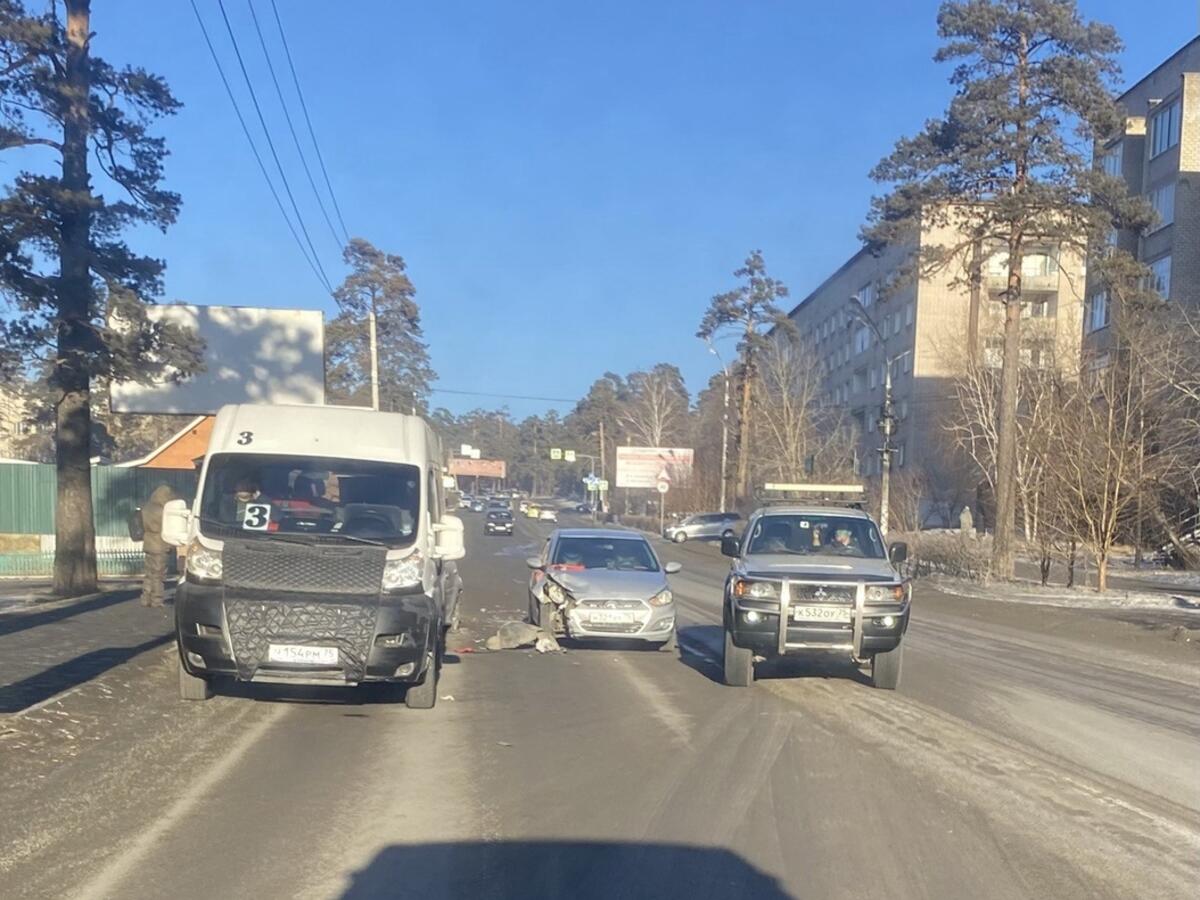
[708,341,731,513]
[368,303,380,411]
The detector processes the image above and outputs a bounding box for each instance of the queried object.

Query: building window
[904,302,914,327]
[867,412,876,433]
[1146,182,1176,233]
[858,282,877,308]
[1085,291,1109,333]
[1100,143,1122,177]
[897,399,909,421]
[1150,97,1181,158]
[895,443,905,469]
[901,353,912,374]
[868,367,877,390]
[892,313,901,336]
[853,325,871,355]
[853,370,867,393]
[1106,227,1119,248]
[1149,255,1172,299]
[1021,248,1057,279]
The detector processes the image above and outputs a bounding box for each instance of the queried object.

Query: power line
[215,0,334,294]
[188,0,331,295]
[430,388,578,403]
[269,0,351,245]
[246,0,344,254]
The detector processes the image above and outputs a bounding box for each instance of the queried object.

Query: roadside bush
[893,530,992,582]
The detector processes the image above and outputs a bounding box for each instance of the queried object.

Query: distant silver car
[664,511,742,543]
[538,507,558,522]
[527,528,681,649]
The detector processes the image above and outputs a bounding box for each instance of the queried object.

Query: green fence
[0,463,198,537]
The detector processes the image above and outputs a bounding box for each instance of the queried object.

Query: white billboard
[615,446,694,489]
[110,304,326,414]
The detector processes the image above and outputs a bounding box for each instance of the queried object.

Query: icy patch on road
[492,541,540,559]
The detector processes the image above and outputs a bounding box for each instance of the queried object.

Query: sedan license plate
[791,605,851,624]
[586,610,638,625]
[267,644,339,665]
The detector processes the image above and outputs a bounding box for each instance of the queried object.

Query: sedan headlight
[648,588,673,607]
[733,579,777,600]
[543,580,569,606]
[381,549,424,592]
[186,539,223,585]
[865,583,906,604]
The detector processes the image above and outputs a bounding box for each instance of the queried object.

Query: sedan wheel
[673,532,687,543]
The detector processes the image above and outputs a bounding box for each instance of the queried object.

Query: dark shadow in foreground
[676,624,872,687]
[339,840,791,900]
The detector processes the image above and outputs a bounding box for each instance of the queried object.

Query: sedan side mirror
[721,535,740,558]
[888,541,909,564]
[664,561,682,574]
[525,557,544,570]
[161,499,192,547]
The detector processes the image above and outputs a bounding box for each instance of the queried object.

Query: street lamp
[707,340,731,514]
[847,297,910,535]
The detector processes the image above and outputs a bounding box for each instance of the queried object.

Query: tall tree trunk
[1096,551,1108,593]
[734,363,753,505]
[53,0,98,597]
[992,261,1023,580]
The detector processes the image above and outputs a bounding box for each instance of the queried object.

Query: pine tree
[0,1,199,595]
[862,0,1150,578]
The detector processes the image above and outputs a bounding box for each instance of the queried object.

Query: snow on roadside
[924,574,1200,613]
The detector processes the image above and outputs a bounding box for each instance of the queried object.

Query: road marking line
[70,701,289,900]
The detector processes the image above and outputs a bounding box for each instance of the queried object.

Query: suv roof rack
[756,483,867,510]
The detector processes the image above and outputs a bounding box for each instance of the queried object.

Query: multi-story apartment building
[0,384,31,459]
[784,212,1085,515]
[1085,36,1199,352]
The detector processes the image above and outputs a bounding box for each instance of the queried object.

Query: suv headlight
[865,584,906,604]
[186,539,223,585]
[733,579,777,600]
[382,550,424,592]
[648,588,673,607]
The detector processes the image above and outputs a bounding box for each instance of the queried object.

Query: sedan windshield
[199,453,421,547]
[551,537,659,571]
[745,514,885,559]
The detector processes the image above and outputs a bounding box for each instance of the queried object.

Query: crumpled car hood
[547,568,668,600]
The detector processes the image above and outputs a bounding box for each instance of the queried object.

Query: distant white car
[539,508,558,522]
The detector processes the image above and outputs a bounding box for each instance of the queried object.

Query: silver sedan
[527,528,681,650]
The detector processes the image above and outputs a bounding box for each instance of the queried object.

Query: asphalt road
[1,512,1197,899]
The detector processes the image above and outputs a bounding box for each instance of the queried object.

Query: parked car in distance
[664,512,742,543]
[574,502,593,513]
[526,529,680,649]
[470,499,486,513]
[485,510,515,536]
[518,500,530,513]
[539,507,559,522]
[459,493,473,509]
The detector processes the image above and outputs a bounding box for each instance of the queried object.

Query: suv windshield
[199,453,421,547]
[745,514,885,559]
[551,537,659,571]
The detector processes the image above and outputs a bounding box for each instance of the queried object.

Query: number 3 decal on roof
[237,431,254,445]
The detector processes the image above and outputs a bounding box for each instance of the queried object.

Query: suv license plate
[791,605,851,624]
[268,644,339,665]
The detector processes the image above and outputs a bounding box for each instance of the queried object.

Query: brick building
[783,210,1086,519]
[1085,36,1200,353]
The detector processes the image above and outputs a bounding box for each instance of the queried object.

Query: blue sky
[95,0,1195,419]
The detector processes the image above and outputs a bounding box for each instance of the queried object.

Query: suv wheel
[871,643,903,690]
[723,628,754,687]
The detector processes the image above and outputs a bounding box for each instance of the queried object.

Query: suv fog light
[187,652,207,669]
[745,610,762,624]
[880,615,896,628]
[394,662,415,677]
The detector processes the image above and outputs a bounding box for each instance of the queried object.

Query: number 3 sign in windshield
[242,503,271,531]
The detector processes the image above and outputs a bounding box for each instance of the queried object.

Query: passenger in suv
[720,504,910,690]
[663,511,742,543]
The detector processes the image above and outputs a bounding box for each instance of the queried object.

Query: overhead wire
[246,0,344,254]
[269,0,351,245]
[189,0,331,295]
[215,0,335,294]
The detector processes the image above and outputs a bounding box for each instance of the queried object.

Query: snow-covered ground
[926,574,1200,613]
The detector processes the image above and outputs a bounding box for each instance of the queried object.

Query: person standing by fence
[140,484,178,608]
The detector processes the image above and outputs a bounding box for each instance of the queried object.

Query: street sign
[656,480,669,494]
[550,448,562,460]
[597,480,609,491]
[586,483,599,492]
[564,449,576,462]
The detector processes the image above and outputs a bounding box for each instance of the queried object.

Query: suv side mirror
[888,541,908,564]
[432,515,466,561]
[161,499,191,547]
[721,535,740,558]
